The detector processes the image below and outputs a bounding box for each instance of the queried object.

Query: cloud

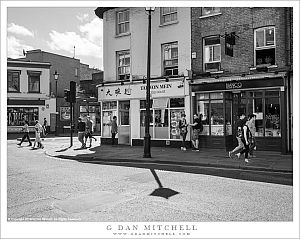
[47,30,102,58]
[7,23,34,37]
[76,13,89,22]
[79,17,103,44]
[7,36,34,58]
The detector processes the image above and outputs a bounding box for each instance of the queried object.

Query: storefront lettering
[226,82,242,89]
[124,87,132,95]
[106,89,113,96]
[141,83,172,91]
[115,88,121,96]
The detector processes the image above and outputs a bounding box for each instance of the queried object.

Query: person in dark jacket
[17,120,32,146]
[237,118,252,163]
[111,116,118,145]
[77,117,86,148]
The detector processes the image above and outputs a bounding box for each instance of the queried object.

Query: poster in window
[60,107,70,121]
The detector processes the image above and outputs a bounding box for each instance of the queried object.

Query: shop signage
[60,107,70,121]
[192,77,284,92]
[225,82,242,89]
[99,79,186,100]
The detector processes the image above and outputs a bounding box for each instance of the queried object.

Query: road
[6,139,292,222]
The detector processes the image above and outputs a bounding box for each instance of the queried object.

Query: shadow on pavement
[52,145,293,186]
[55,146,72,152]
[149,169,180,199]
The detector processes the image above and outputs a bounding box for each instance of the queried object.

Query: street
[6,139,293,222]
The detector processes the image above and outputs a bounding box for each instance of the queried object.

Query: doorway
[118,101,130,145]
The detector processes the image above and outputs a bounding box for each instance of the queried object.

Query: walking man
[32,120,44,149]
[189,114,201,151]
[111,116,118,146]
[17,120,32,147]
[237,117,252,163]
[43,118,48,136]
[77,117,86,148]
[84,116,97,148]
[229,113,247,158]
[247,114,257,157]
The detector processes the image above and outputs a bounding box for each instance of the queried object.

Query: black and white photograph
[1,1,299,238]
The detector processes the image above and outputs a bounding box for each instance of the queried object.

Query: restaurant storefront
[191,72,291,153]
[97,77,190,146]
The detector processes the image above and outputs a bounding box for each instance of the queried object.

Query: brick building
[190,7,293,153]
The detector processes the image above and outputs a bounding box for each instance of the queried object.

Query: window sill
[159,20,179,27]
[199,13,222,19]
[115,32,131,38]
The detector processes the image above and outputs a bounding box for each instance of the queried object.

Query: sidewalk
[43,137,293,185]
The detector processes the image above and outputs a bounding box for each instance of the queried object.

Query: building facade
[22,50,82,134]
[7,59,55,133]
[95,7,192,146]
[190,7,293,153]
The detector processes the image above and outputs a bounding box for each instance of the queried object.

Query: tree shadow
[149,169,180,199]
[55,146,72,152]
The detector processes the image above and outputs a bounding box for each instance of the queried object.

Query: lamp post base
[143,135,151,158]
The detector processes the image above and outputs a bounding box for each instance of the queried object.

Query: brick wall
[191,7,292,75]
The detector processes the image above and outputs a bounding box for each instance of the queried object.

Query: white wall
[103,7,191,82]
[7,66,50,99]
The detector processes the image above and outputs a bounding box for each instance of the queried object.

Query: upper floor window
[161,7,177,24]
[27,71,41,93]
[7,70,20,92]
[203,36,221,72]
[117,50,130,80]
[201,7,221,17]
[116,10,129,35]
[255,27,276,66]
[162,42,178,76]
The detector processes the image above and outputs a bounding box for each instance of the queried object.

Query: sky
[7,7,103,70]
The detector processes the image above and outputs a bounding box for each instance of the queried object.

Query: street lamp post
[54,71,59,136]
[144,7,155,158]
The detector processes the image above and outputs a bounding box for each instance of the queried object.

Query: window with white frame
[161,7,177,24]
[27,71,41,93]
[201,7,221,16]
[203,36,221,72]
[117,51,130,80]
[162,42,178,76]
[116,10,129,35]
[7,70,20,92]
[255,27,276,66]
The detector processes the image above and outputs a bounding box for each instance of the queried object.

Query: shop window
[119,101,130,125]
[203,36,221,72]
[197,100,209,135]
[201,7,221,17]
[7,71,20,92]
[210,100,224,136]
[140,98,184,139]
[161,7,177,25]
[27,71,41,93]
[162,42,178,76]
[7,107,38,126]
[116,9,129,35]
[254,27,276,66]
[117,51,130,80]
[103,101,117,110]
[265,97,280,137]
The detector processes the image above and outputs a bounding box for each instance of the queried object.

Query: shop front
[191,73,289,153]
[97,77,190,146]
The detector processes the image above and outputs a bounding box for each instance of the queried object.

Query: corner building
[95,7,192,147]
[190,7,293,154]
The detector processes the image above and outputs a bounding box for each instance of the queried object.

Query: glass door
[118,101,130,144]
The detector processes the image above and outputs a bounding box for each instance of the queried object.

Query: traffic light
[70,81,76,103]
[64,89,70,102]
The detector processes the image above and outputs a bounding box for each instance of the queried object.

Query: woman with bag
[179,113,188,151]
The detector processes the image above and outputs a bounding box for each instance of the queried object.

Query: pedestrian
[32,120,44,149]
[236,117,252,163]
[43,118,48,136]
[179,113,188,151]
[111,116,118,146]
[84,116,97,148]
[77,117,86,148]
[189,114,201,151]
[17,120,32,147]
[247,114,257,157]
[228,113,247,159]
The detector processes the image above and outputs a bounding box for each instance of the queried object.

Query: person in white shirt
[32,120,44,149]
[84,116,97,148]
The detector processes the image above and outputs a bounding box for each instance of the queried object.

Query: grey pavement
[22,136,293,185]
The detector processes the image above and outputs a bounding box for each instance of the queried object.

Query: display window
[102,101,117,137]
[7,107,39,126]
[140,98,185,139]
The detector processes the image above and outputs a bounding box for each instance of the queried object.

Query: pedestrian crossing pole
[70,81,76,147]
